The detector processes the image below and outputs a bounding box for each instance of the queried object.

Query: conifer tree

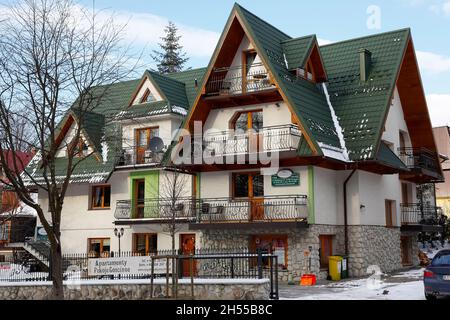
[152,22,189,74]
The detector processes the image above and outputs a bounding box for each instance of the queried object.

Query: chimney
[359,48,372,82]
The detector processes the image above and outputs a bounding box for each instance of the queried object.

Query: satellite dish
[149,136,165,153]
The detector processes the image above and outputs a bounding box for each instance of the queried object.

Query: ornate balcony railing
[205,63,275,96]
[114,195,308,223]
[115,146,164,167]
[398,147,439,173]
[196,124,301,157]
[400,203,441,225]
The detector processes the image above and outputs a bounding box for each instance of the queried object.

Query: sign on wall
[88,256,172,276]
[271,172,300,187]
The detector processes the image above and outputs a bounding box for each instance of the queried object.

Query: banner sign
[88,256,172,276]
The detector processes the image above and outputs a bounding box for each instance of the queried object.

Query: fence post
[190,256,194,299]
[166,256,170,298]
[230,257,234,279]
[257,249,263,279]
[274,255,279,300]
[150,256,155,298]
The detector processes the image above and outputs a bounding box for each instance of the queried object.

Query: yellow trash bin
[328,256,343,281]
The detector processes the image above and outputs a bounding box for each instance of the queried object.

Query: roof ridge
[281,34,316,44]
[165,67,208,77]
[234,3,292,39]
[320,28,410,48]
[147,69,186,86]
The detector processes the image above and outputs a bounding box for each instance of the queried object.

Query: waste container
[341,255,348,279]
[328,256,343,281]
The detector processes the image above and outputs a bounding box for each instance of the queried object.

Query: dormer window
[69,137,89,158]
[140,88,156,103]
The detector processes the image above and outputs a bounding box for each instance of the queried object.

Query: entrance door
[401,236,412,265]
[135,127,159,164]
[180,234,196,277]
[134,179,145,218]
[233,172,264,221]
[232,110,263,153]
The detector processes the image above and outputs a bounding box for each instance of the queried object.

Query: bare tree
[0,0,138,299]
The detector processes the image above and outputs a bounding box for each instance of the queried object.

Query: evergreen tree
[152,22,189,74]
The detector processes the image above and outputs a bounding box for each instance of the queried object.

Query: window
[90,185,111,209]
[385,199,397,227]
[133,233,157,255]
[250,235,288,268]
[319,235,333,269]
[0,221,11,242]
[231,110,263,133]
[70,137,89,157]
[88,238,110,258]
[140,88,156,103]
[233,173,264,198]
[135,127,159,164]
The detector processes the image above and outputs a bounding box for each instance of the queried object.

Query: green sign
[271,172,300,187]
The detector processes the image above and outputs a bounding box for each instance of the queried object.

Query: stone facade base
[201,224,417,281]
[0,280,270,300]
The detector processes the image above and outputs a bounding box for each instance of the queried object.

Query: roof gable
[320,29,411,161]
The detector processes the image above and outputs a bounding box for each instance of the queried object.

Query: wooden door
[180,234,197,277]
[134,179,145,218]
[401,236,411,265]
[250,174,264,220]
[135,127,159,164]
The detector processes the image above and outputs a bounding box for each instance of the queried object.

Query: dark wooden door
[134,179,145,218]
[180,234,197,277]
[401,236,411,265]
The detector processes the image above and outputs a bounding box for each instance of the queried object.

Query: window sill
[88,207,111,211]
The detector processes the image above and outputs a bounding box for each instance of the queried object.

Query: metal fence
[0,248,279,299]
[400,203,441,225]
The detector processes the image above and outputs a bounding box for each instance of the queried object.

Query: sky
[77,1,450,126]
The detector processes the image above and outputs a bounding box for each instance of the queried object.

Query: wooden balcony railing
[205,63,275,96]
[114,195,308,223]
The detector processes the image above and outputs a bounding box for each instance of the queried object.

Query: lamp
[114,227,124,257]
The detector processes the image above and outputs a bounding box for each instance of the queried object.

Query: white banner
[88,256,172,276]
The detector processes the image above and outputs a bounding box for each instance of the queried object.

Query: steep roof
[320,29,410,161]
[22,68,204,185]
[281,35,316,70]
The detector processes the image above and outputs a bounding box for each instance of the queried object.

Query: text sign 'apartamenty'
[271,172,300,187]
[88,256,172,276]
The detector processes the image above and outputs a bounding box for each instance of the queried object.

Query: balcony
[205,63,275,96]
[114,198,197,224]
[115,147,163,168]
[398,147,441,181]
[400,203,443,232]
[194,124,301,161]
[114,195,309,229]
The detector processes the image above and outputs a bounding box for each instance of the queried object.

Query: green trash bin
[340,255,348,279]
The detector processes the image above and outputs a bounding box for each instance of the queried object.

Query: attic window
[292,67,314,82]
[70,138,89,158]
[140,89,156,103]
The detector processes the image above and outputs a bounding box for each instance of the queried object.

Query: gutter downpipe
[343,168,357,256]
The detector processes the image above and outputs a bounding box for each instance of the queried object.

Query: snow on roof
[318,142,350,163]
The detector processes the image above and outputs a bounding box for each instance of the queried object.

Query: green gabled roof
[147,70,189,108]
[376,141,408,170]
[235,4,341,153]
[166,68,207,107]
[281,35,316,70]
[77,110,105,154]
[320,29,410,161]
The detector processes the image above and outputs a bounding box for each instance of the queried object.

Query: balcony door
[135,127,159,164]
[134,179,145,218]
[232,110,263,153]
[233,172,264,221]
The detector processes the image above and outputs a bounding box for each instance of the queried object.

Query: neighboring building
[434,126,450,217]
[22,4,443,280]
[0,151,36,260]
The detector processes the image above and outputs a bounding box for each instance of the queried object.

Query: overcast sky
[73,0,450,127]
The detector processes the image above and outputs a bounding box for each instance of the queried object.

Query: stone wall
[201,224,413,281]
[0,280,270,300]
[347,225,402,277]
[200,225,346,282]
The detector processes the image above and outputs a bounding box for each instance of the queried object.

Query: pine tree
[151,22,189,74]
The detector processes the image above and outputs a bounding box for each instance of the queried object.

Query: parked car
[424,249,450,300]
